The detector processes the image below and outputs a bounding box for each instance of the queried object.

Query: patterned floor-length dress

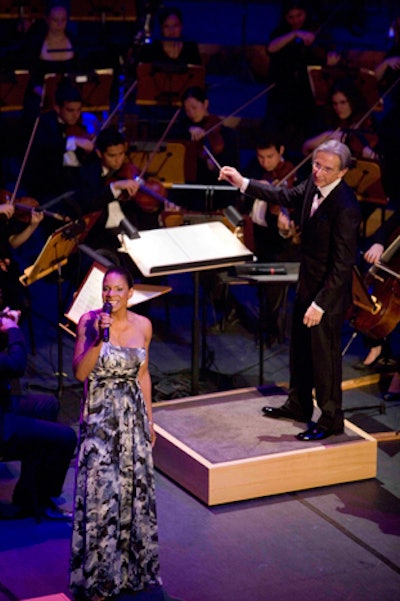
[70,342,161,599]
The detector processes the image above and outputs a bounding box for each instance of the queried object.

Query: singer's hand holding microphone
[100,302,112,342]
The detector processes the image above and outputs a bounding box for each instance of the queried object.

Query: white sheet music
[65,264,171,325]
[119,221,253,276]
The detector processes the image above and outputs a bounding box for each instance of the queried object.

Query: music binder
[119,221,253,277]
[62,262,172,335]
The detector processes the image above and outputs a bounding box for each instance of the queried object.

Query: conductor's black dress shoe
[296,424,344,441]
[262,405,306,422]
[383,391,400,402]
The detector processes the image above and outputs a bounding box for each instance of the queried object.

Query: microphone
[102,301,112,342]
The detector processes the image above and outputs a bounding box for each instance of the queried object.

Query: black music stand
[69,0,136,21]
[0,69,30,111]
[136,62,206,106]
[60,261,172,337]
[43,69,114,111]
[19,218,92,399]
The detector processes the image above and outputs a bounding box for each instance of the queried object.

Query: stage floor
[153,387,378,505]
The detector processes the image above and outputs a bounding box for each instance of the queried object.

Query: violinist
[22,81,95,211]
[302,79,380,160]
[244,133,300,262]
[0,201,43,316]
[170,86,239,209]
[75,127,162,260]
[242,132,301,346]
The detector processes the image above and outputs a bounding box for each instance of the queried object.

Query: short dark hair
[159,6,183,26]
[96,127,125,153]
[182,86,207,103]
[255,132,284,151]
[55,81,82,106]
[104,265,134,289]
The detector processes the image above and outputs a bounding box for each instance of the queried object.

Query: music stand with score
[19,219,92,399]
[61,262,172,337]
[0,69,30,111]
[69,0,136,21]
[136,62,206,106]
[43,69,113,112]
[118,221,253,395]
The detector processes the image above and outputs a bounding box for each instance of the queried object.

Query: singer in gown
[69,266,161,600]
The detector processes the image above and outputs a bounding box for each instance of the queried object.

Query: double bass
[351,233,400,340]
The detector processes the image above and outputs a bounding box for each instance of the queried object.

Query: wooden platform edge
[153,393,378,506]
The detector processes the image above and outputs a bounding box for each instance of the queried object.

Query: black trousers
[287,299,345,431]
[1,394,77,511]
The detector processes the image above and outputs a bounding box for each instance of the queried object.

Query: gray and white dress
[70,342,161,599]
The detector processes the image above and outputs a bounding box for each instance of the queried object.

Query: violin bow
[99,79,138,133]
[275,72,400,188]
[137,106,182,180]
[201,82,276,138]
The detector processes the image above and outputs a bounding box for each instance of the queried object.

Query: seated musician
[137,6,202,66]
[21,2,81,132]
[0,202,43,318]
[169,86,239,210]
[22,81,95,209]
[243,132,300,263]
[241,132,301,345]
[264,0,341,161]
[375,13,400,210]
[75,127,173,262]
[353,209,400,375]
[0,306,77,520]
[302,79,380,160]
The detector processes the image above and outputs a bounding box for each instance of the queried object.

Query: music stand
[128,140,197,184]
[136,62,206,106]
[43,69,114,111]
[0,69,30,111]
[19,219,93,399]
[307,65,381,110]
[60,261,172,337]
[0,1,45,20]
[118,221,253,395]
[69,0,136,21]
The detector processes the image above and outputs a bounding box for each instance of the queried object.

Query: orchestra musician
[21,2,80,133]
[302,79,380,161]
[352,210,400,377]
[241,132,301,346]
[137,5,202,66]
[169,86,239,210]
[0,202,43,319]
[21,81,95,210]
[74,127,175,268]
[264,0,341,161]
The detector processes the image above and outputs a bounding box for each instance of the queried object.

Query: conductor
[219,140,361,441]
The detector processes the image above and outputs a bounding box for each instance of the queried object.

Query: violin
[107,162,168,214]
[0,190,68,223]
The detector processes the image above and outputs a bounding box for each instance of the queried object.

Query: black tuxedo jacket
[247,176,361,314]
